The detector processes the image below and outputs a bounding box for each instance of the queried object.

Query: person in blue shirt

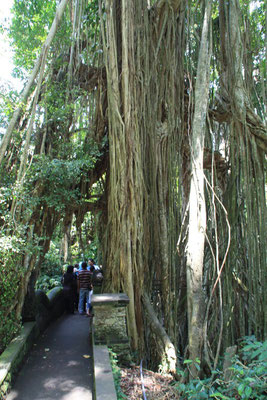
[75,261,89,273]
[74,258,100,275]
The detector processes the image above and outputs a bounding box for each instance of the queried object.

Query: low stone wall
[35,286,65,333]
[92,293,132,366]
[0,323,37,399]
[93,345,117,400]
[91,293,131,400]
[92,293,129,344]
[0,287,64,399]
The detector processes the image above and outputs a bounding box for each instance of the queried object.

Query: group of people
[61,258,100,317]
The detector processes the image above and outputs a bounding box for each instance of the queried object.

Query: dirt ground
[120,366,180,399]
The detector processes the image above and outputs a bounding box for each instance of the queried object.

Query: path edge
[0,321,38,400]
[92,344,117,400]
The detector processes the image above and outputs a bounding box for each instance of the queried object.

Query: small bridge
[0,290,130,400]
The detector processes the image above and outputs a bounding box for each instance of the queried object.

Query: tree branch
[142,292,177,374]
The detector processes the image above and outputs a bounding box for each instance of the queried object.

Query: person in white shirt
[88,258,100,270]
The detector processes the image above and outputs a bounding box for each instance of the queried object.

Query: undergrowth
[171,336,267,400]
[109,349,128,399]
[111,336,267,400]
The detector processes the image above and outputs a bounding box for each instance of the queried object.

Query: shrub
[35,274,62,292]
[109,349,128,400]
[174,336,267,400]
[40,242,63,277]
[0,235,24,354]
[0,311,20,355]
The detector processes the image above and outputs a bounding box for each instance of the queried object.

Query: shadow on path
[6,313,93,400]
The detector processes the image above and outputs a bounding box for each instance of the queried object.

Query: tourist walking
[77,261,93,316]
[61,265,77,314]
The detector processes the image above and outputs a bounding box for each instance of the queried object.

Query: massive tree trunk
[219,0,267,345]
[101,0,144,350]
[101,0,185,362]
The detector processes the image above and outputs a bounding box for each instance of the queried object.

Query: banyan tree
[0,0,266,378]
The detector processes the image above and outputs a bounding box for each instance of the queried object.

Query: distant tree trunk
[186,0,212,378]
[14,207,56,319]
[63,211,73,263]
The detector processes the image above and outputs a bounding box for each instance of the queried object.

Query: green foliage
[0,236,24,354]
[25,148,100,211]
[81,0,102,63]
[9,0,58,75]
[36,240,63,292]
[0,312,20,355]
[70,211,101,263]
[228,336,267,400]
[108,349,128,400]
[0,187,44,354]
[35,274,62,292]
[84,239,98,262]
[40,241,63,277]
[247,1,266,118]
[0,84,19,136]
[174,337,267,400]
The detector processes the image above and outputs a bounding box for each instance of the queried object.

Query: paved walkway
[6,313,93,400]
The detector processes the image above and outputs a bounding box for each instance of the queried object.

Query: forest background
[0,0,266,398]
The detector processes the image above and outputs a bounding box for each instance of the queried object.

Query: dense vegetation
[0,0,266,390]
[112,336,267,399]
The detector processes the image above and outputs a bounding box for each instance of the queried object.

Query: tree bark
[142,293,177,374]
[220,0,267,343]
[186,0,212,378]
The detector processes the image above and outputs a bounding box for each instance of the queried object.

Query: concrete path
[6,313,93,400]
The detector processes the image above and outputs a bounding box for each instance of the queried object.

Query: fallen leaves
[119,366,180,399]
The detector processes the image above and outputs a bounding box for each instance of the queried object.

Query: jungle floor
[120,366,179,399]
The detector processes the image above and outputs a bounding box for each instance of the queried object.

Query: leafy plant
[0,311,20,356]
[173,337,267,400]
[109,349,128,400]
[0,234,25,354]
[35,274,62,292]
[226,336,267,400]
[40,241,63,277]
